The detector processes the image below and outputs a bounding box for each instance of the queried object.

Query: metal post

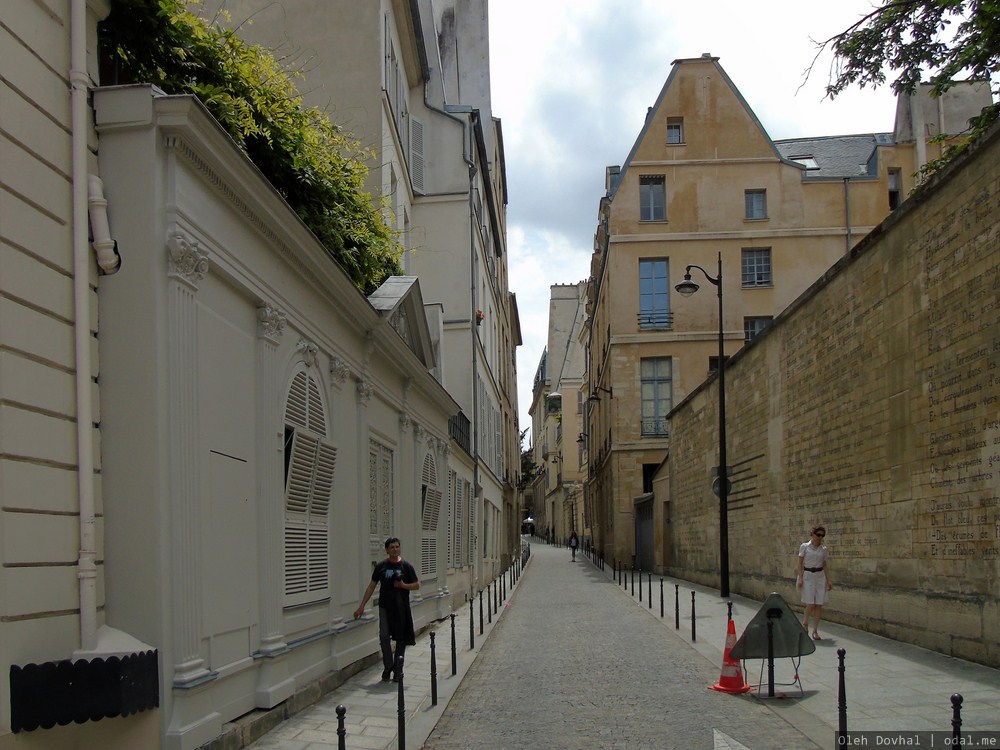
[691,591,697,642]
[478,589,484,635]
[767,621,777,697]
[430,631,438,707]
[951,693,963,744]
[639,569,643,603]
[660,579,664,618]
[648,573,652,609]
[469,596,474,650]
[395,654,406,750]
[675,584,680,629]
[487,583,493,624]
[450,613,457,676]
[336,705,347,750]
[727,601,733,621]
[837,648,847,743]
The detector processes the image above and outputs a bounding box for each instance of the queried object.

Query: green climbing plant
[100,0,403,294]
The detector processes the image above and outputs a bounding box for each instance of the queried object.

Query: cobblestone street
[423,542,818,749]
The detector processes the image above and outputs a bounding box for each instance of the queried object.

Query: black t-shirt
[372,558,418,607]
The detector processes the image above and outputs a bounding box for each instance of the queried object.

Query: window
[666,118,684,145]
[638,258,670,329]
[741,248,772,287]
[888,168,902,210]
[640,175,666,221]
[789,155,819,170]
[708,355,730,374]
[744,316,773,344]
[420,452,442,578]
[369,439,395,563]
[640,357,672,436]
[744,189,767,220]
[283,369,335,606]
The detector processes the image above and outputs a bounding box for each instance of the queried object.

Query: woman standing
[569,531,579,561]
[796,525,832,640]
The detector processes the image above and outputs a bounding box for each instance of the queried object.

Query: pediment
[368,276,435,369]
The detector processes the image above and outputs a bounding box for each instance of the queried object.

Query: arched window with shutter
[283,368,335,607]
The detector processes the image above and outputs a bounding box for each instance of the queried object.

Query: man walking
[354,537,420,681]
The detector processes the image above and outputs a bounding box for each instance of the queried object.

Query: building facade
[584,53,990,569]
[660,119,1000,667]
[527,283,589,545]
[0,1,517,748]
[203,0,522,610]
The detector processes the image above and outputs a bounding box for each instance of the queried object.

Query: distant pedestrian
[569,531,579,561]
[354,537,420,681]
[796,525,832,640]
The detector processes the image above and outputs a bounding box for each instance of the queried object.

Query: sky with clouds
[487,0,906,440]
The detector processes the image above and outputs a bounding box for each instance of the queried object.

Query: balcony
[637,311,673,330]
[641,417,670,437]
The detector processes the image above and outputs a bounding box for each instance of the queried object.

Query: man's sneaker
[381,669,392,682]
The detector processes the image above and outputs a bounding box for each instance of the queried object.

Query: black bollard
[395,653,406,750]
[450,613,457,676]
[487,583,493,624]
[691,590,697,642]
[494,578,499,616]
[675,584,680,629]
[727,601,733,620]
[951,693,963,744]
[430,631,438,706]
[660,578,664,618]
[639,569,643,602]
[631,567,635,594]
[837,648,847,742]
[478,589,484,635]
[336,704,347,750]
[469,596,475,650]
[648,573,652,609]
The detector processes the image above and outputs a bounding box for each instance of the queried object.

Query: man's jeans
[379,606,406,673]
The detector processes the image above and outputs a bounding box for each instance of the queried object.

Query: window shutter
[283,369,334,606]
[410,117,425,195]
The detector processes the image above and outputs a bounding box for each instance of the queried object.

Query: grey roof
[774,133,894,179]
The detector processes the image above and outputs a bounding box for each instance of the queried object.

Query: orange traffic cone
[709,618,752,694]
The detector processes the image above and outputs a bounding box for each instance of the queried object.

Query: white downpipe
[71,0,98,655]
[89,175,121,273]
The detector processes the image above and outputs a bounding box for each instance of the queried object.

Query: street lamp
[675,250,730,598]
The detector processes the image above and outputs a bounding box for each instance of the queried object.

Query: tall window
[744,316,773,343]
[283,369,336,606]
[369,439,394,563]
[420,452,442,578]
[666,118,684,144]
[744,189,767,220]
[741,248,772,287]
[638,258,670,329]
[888,168,902,210]
[640,175,666,221]
[640,357,672,436]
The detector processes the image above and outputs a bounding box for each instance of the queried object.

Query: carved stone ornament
[330,357,351,385]
[414,424,426,445]
[356,379,373,404]
[296,339,319,368]
[399,411,411,431]
[167,232,210,286]
[440,440,451,458]
[257,304,286,341]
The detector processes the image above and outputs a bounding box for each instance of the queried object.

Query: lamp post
[675,251,730,598]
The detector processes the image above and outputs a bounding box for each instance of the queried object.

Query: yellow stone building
[583,54,991,569]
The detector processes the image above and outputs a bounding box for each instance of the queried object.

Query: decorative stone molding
[330,356,351,385]
[166,231,209,288]
[440,440,451,459]
[296,339,318,368]
[257,303,286,342]
[414,424,427,446]
[399,411,411,431]
[356,379,373,404]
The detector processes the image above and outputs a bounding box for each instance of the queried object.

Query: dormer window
[790,155,819,170]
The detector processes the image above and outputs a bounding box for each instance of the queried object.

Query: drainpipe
[71,0,98,655]
[843,178,852,253]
